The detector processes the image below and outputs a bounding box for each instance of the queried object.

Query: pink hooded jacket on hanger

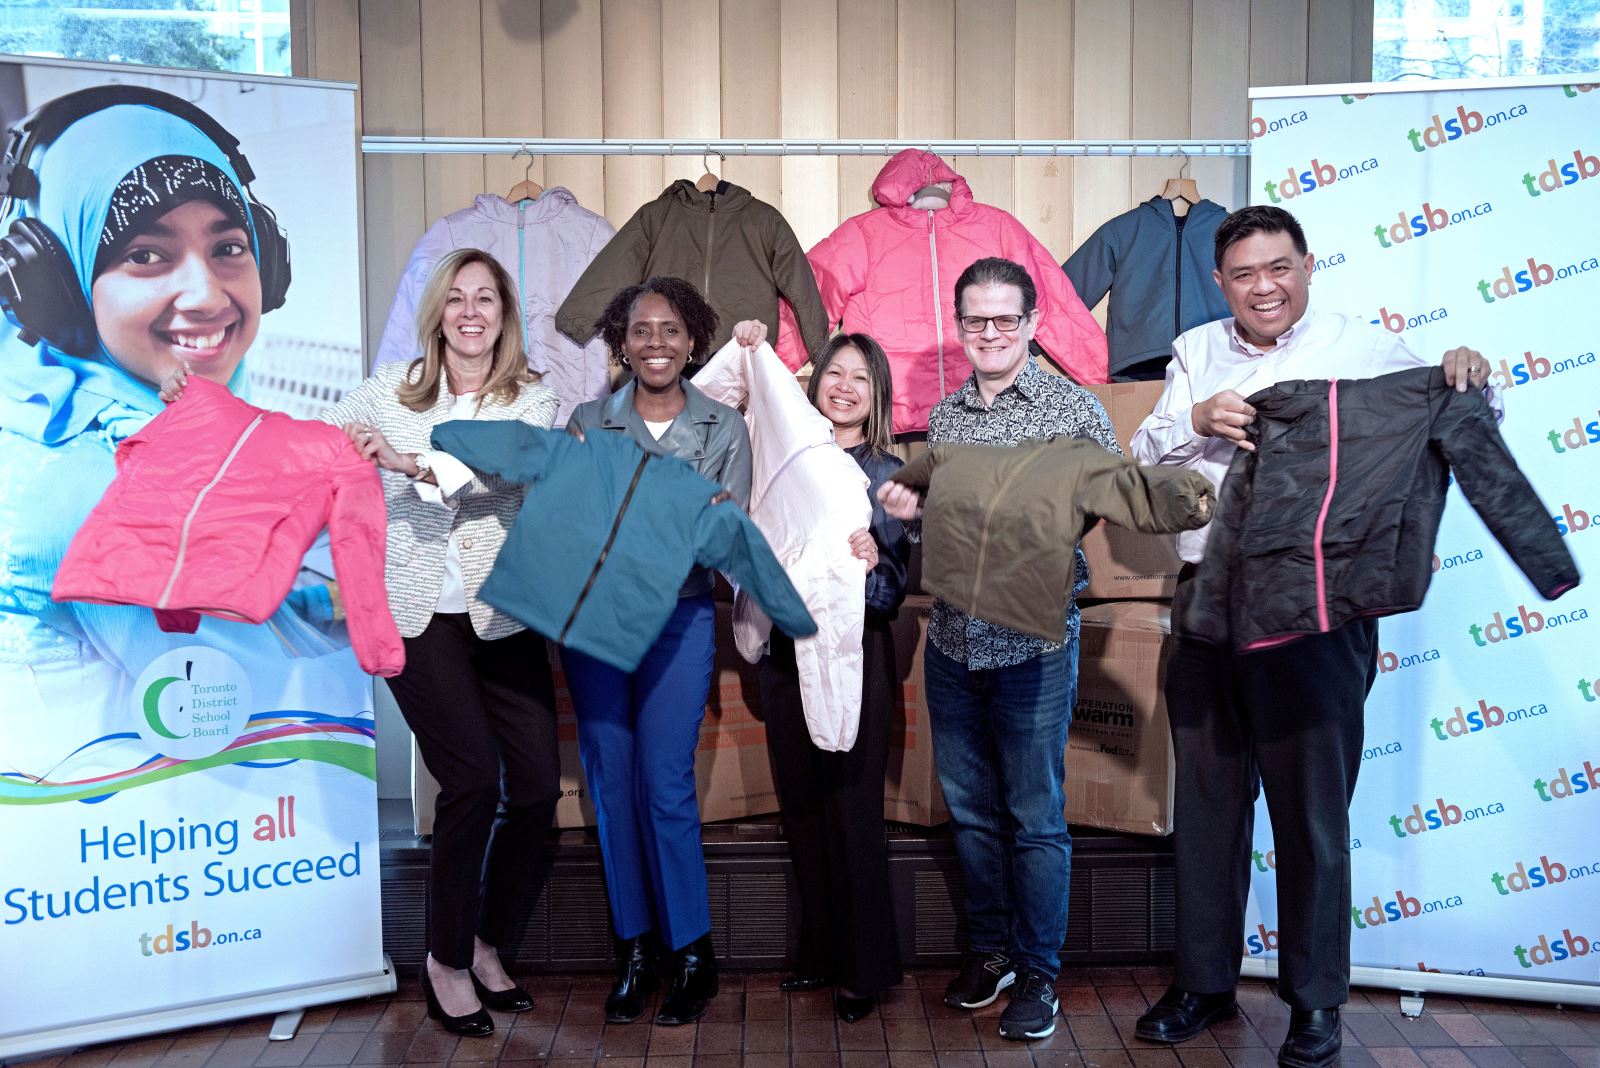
[779,150,1109,435]
[52,376,405,678]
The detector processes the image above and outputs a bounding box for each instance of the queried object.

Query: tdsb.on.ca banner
[1243,75,1599,994]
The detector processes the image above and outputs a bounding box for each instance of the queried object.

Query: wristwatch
[410,452,431,480]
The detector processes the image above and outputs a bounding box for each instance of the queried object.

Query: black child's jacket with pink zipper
[1179,366,1580,652]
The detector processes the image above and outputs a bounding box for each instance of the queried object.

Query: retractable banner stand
[1242,75,1600,1004]
[0,60,388,1059]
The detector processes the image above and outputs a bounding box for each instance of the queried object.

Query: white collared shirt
[1131,307,1440,564]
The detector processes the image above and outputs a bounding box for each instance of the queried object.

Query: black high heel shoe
[470,969,533,1013]
[655,933,718,1026]
[605,935,659,1024]
[420,962,494,1037]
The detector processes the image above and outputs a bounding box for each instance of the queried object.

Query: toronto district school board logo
[133,647,254,761]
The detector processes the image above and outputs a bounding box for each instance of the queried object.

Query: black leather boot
[655,932,719,1026]
[604,935,658,1024]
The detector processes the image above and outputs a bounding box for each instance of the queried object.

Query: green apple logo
[142,662,192,740]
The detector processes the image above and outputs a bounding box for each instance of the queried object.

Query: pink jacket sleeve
[1004,215,1109,385]
[325,448,406,677]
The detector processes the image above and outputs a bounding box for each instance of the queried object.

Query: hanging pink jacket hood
[779,150,1109,434]
[52,376,405,678]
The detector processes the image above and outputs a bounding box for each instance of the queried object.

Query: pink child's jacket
[52,376,405,678]
[778,150,1109,434]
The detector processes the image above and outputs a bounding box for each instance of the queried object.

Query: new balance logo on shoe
[998,969,1060,1041]
[944,950,1017,1009]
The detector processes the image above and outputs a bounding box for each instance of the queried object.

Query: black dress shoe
[470,970,533,1013]
[420,963,494,1037]
[1134,985,1239,1043]
[655,933,719,1026]
[834,990,877,1023]
[605,935,658,1024]
[1280,1008,1342,1068]
[780,973,829,992]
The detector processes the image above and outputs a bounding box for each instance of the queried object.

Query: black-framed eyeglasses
[957,314,1025,334]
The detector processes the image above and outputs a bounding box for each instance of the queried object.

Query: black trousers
[1167,575,1378,1010]
[760,620,903,992]
[386,613,561,968]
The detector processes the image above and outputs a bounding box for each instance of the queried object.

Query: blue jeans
[924,639,1077,979]
[563,594,716,952]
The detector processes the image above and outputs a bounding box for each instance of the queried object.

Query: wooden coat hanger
[506,146,544,203]
[1161,152,1200,217]
[696,149,725,193]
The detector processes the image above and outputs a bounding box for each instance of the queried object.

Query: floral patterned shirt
[922,358,1120,669]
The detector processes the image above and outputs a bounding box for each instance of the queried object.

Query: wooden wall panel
[1190,0,1251,208]
[419,0,484,224]
[837,0,897,224]
[1013,0,1074,263]
[482,1,545,194]
[1130,0,1193,212]
[1309,0,1373,84]
[896,0,955,142]
[600,0,664,227]
[541,0,605,214]
[779,0,839,251]
[1071,0,1131,305]
[718,0,781,207]
[356,0,424,361]
[953,0,1014,213]
[662,0,721,187]
[1249,0,1308,90]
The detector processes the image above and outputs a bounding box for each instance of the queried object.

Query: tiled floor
[9,968,1600,1068]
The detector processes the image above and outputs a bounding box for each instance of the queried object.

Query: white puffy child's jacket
[695,339,873,752]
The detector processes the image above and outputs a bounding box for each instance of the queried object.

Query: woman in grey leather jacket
[563,277,751,1028]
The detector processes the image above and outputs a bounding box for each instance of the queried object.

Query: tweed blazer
[322,362,560,639]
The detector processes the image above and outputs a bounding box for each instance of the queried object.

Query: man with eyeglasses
[879,256,1115,1042]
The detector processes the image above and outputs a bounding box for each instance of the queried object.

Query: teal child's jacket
[432,421,816,672]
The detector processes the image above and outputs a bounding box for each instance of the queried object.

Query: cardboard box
[884,595,947,826]
[1080,380,1185,600]
[1066,601,1175,836]
[412,601,780,833]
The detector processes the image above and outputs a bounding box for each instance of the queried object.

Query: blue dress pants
[562,594,716,952]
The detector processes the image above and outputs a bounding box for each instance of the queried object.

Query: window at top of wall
[0,0,292,77]
[1374,0,1600,80]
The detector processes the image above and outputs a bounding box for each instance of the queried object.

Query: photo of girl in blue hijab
[0,90,364,774]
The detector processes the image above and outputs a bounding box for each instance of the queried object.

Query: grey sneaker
[998,969,1059,1041]
[943,950,1017,1009]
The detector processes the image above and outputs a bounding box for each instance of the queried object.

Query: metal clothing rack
[360,136,1250,157]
